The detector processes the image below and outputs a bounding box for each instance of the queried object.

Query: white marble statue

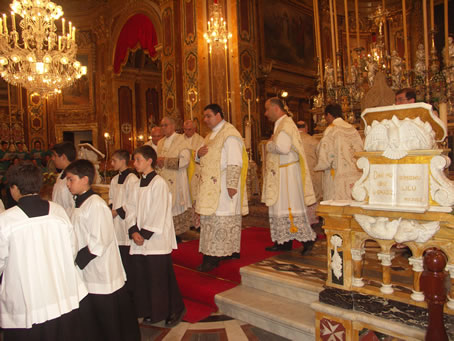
[442,36,454,67]
[367,55,378,87]
[364,115,436,159]
[354,214,440,243]
[325,59,334,90]
[350,63,359,85]
[415,43,426,78]
[391,50,403,90]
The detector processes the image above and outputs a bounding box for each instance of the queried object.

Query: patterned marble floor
[139,314,290,341]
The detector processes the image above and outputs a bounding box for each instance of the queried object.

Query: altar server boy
[51,142,76,217]
[0,164,89,341]
[109,149,138,279]
[65,159,140,341]
[130,145,186,326]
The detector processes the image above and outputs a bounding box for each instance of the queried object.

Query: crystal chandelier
[203,0,232,53]
[0,0,87,96]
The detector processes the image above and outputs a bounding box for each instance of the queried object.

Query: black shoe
[176,235,182,243]
[265,241,292,252]
[196,255,220,272]
[301,240,315,256]
[142,317,153,325]
[223,252,240,260]
[165,307,187,328]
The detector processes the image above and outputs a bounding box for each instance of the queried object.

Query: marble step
[215,285,315,341]
[240,265,323,304]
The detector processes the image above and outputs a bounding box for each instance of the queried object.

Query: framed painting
[260,0,315,76]
[58,50,94,111]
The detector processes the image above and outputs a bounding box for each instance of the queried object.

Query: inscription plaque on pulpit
[353,103,452,213]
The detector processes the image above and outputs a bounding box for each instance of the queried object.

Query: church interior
[1,0,454,340]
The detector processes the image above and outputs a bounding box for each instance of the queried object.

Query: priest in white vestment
[314,104,363,201]
[297,120,323,227]
[262,98,316,254]
[156,117,193,238]
[183,119,204,229]
[195,104,248,272]
[145,126,164,152]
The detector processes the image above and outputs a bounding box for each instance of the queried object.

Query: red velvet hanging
[113,13,158,74]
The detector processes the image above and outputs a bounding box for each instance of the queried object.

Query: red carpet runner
[172,227,300,323]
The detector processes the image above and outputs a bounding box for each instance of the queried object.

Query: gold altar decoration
[0,0,87,96]
[311,0,452,132]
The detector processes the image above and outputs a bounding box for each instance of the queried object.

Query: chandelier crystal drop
[0,0,87,96]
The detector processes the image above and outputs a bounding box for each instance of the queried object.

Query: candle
[430,0,434,31]
[72,27,75,41]
[334,0,339,52]
[314,0,323,86]
[0,18,3,34]
[247,99,251,121]
[383,0,388,56]
[444,0,449,67]
[440,102,448,131]
[355,0,360,48]
[329,0,338,85]
[62,18,65,35]
[402,0,409,71]
[344,0,351,81]
[11,12,15,31]
[69,21,72,36]
[423,0,429,79]
[3,14,7,34]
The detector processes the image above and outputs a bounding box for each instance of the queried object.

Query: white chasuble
[315,118,363,201]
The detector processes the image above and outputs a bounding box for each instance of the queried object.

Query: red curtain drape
[113,14,158,74]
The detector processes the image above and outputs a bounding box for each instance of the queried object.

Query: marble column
[409,256,425,302]
[377,252,395,294]
[351,248,365,287]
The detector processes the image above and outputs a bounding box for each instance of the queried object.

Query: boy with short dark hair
[51,142,76,217]
[0,164,89,341]
[130,145,186,326]
[65,159,140,341]
[109,149,139,283]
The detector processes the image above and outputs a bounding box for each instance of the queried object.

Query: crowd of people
[0,91,421,339]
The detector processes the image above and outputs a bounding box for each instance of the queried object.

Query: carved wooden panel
[118,86,133,152]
